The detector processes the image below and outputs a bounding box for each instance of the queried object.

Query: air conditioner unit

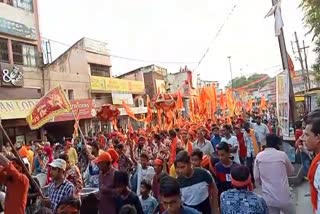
[138,97,144,107]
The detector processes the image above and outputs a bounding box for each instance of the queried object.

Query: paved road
[254,181,312,213]
[294,181,312,213]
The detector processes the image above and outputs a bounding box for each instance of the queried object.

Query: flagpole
[271,0,296,130]
[71,111,87,145]
[0,118,44,198]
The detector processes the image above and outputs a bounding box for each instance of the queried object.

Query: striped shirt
[47,179,75,212]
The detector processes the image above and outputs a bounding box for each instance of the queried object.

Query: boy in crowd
[114,171,143,214]
[215,142,238,196]
[160,176,200,214]
[175,151,219,214]
[139,180,158,214]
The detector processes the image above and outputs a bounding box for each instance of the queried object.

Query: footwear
[304,176,308,181]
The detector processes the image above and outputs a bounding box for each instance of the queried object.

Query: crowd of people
[0,110,317,214]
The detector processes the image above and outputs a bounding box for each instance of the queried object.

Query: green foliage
[301,0,320,81]
[229,73,269,89]
[300,0,320,39]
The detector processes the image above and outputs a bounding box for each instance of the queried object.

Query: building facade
[0,0,43,145]
[44,38,146,137]
[118,64,168,100]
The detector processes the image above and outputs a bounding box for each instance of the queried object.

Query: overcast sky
[38,0,316,87]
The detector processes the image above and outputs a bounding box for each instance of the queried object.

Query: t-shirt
[177,168,213,213]
[215,161,238,196]
[314,164,320,214]
[115,191,144,214]
[162,205,201,214]
[139,195,158,214]
[221,136,240,164]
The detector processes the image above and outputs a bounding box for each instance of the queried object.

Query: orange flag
[176,92,184,110]
[212,84,217,114]
[219,91,225,110]
[260,95,267,110]
[287,53,296,78]
[26,86,72,130]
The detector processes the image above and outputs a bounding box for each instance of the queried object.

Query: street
[254,181,312,213]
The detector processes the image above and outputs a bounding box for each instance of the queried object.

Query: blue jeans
[301,152,311,176]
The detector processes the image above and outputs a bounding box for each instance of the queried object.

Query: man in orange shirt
[0,153,29,214]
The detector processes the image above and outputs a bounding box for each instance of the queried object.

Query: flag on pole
[265,0,284,37]
[26,86,72,130]
[287,53,296,77]
[73,105,80,137]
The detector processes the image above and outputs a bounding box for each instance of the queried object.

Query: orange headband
[231,175,253,191]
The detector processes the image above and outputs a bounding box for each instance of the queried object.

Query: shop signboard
[0,99,37,119]
[53,99,96,122]
[91,76,145,94]
[119,106,147,116]
[0,63,24,87]
[111,93,134,105]
[276,71,290,137]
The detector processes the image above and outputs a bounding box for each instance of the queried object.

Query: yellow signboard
[0,99,38,120]
[91,76,145,93]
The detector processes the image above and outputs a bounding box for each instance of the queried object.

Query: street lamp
[227,56,233,89]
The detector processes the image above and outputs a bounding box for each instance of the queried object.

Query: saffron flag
[26,86,72,130]
[287,53,296,77]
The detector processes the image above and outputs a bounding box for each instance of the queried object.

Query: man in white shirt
[221,124,240,164]
[193,128,215,157]
[251,116,269,147]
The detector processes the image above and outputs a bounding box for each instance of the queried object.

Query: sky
[37,0,316,88]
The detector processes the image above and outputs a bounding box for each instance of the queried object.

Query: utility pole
[302,40,311,89]
[294,32,309,92]
[271,0,296,128]
[227,56,233,89]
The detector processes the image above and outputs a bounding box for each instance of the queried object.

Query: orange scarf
[308,153,320,212]
[169,137,178,166]
[248,129,260,156]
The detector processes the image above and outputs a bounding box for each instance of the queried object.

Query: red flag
[287,53,296,77]
[26,86,72,130]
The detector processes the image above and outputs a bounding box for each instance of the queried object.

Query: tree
[228,73,269,90]
[301,0,320,80]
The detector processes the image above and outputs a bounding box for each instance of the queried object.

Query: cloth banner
[26,86,72,130]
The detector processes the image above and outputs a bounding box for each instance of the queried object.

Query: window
[12,0,33,12]
[68,89,74,100]
[23,44,36,66]
[0,38,9,63]
[90,64,110,77]
[12,41,23,65]
[12,41,37,66]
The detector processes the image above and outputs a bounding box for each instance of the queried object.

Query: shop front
[44,99,96,141]
[0,99,41,145]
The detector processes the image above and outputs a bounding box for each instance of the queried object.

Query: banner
[90,76,145,93]
[112,93,133,105]
[26,86,72,130]
[53,99,95,122]
[276,71,290,137]
[0,99,38,119]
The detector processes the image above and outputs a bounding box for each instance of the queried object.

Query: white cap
[49,158,67,171]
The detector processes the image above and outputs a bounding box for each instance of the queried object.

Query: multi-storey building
[44,38,146,137]
[0,0,43,145]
